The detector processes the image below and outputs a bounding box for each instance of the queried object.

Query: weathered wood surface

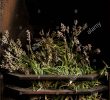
[7,73,100,81]
[0,0,17,32]
[6,85,108,95]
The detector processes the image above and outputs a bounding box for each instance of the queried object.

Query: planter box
[2,72,108,100]
[0,68,108,99]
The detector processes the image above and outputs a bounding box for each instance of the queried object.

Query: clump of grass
[30,93,102,100]
[32,80,100,90]
[29,22,95,75]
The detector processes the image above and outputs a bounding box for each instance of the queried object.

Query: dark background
[25,0,110,64]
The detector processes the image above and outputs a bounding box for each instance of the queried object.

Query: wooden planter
[2,72,108,100]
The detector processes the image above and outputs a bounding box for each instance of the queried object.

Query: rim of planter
[6,85,108,95]
[7,73,100,81]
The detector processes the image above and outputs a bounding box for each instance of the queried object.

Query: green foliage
[1,21,108,76]
[28,22,95,75]
[32,80,100,90]
[30,93,102,100]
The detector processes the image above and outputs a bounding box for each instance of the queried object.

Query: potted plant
[0,20,108,99]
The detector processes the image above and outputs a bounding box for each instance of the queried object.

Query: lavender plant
[0,21,108,100]
[1,30,32,74]
[0,21,108,75]
[30,22,95,75]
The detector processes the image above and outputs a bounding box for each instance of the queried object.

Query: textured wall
[0,0,17,32]
[0,0,29,38]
